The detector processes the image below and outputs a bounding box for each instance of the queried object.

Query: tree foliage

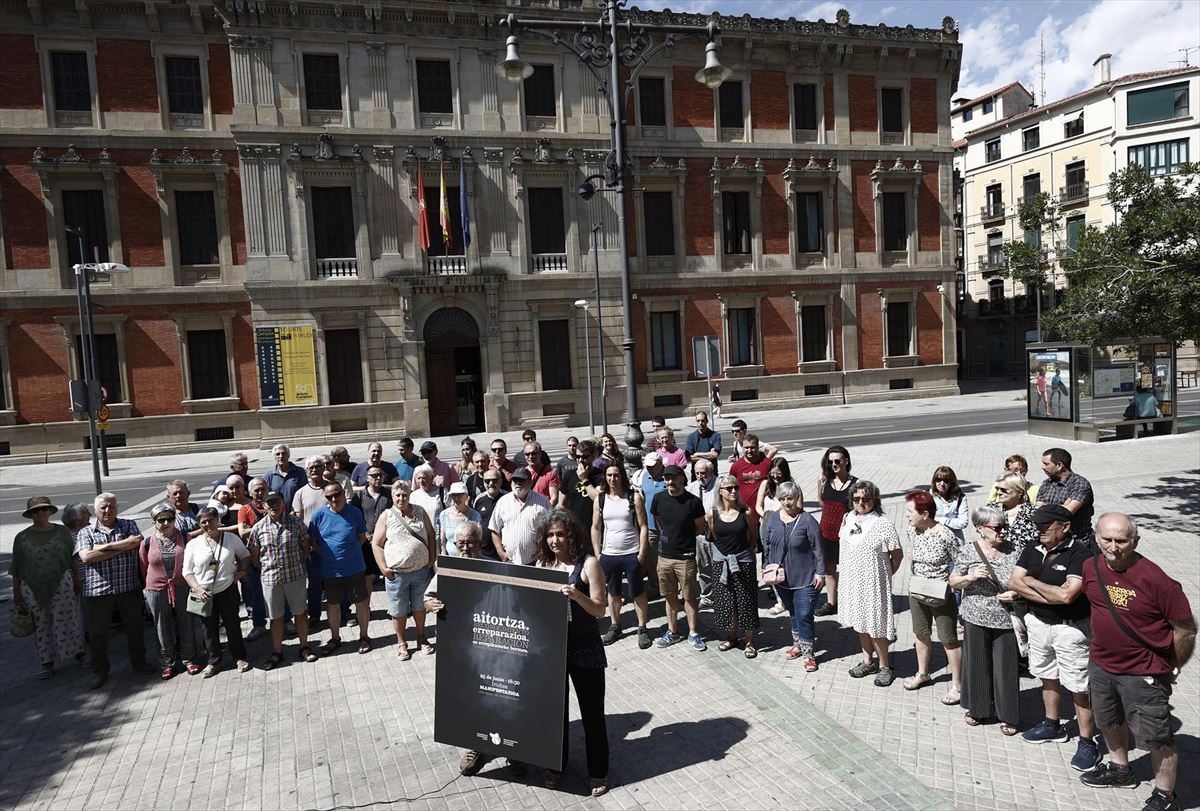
[1005,164,1200,346]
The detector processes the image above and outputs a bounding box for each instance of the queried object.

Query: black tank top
[711,508,751,556]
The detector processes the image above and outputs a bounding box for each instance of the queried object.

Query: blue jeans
[780,584,818,645]
[306,551,324,619]
[240,561,267,629]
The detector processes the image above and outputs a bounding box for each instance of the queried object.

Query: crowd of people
[9,418,1195,809]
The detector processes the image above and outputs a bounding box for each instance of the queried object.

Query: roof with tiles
[951,81,1031,113]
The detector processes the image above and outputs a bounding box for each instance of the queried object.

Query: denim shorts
[386,568,432,617]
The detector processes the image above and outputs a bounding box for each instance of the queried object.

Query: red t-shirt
[529,465,560,499]
[730,456,772,516]
[1083,554,1191,675]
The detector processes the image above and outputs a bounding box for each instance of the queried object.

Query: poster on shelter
[256,326,318,407]
[1028,349,1073,422]
[433,556,569,771]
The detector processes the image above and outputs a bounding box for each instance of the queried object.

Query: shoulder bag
[10,604,36,637]
[909,563,949,607]
[760,514,791,586]
[1092,554,1174,662]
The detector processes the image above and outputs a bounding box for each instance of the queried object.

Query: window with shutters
[885,300,912,357]
[985,138,1001,163]
[1022,126,1040,152]
[722,191,751,255]
[527,187,566,255]
[650,311,681,371]
[728,308,757,367]
[881,191,908,252]
[796,191,823,253]
[639,77,666,127]
[538,320,573,390]
[325,328,364,405]
[1065,215,1085,250]
[61,190,110,265]
[642,191,675,256]
[51,52,91,112]
[793,83,818,131]
[423,185,464,256]
[186,329,231,400]
[73,332,122,403]
[310,187,355,259]
[1064,111,1083,138]
[800,304,828,363]
[416,60,454,115]
[303,54,342,111]
[718,80,744,130]
[176,190,219,266]
[165,57,204,115]
[523,65,557,118]
[1128,139,1189,176]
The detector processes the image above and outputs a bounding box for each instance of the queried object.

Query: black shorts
[1088,660,1175,750]
[600,552,645,599]
[323,573,368,605]
[821,536,840,567]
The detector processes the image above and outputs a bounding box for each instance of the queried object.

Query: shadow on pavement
[1125,469,1200,534]
[603,710,749,788]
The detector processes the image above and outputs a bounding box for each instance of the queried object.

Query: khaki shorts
[657,556,698,602]
[1027,613,1090,693]
[909,595,960,644]
[1089,660,1175,750]
[263,578,307,621]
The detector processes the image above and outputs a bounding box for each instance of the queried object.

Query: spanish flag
[439,161,452,250]
[417,163,431,253]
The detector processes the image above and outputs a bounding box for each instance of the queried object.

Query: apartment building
[0,1,963,456]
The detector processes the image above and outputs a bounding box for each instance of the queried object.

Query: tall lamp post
[590,222,608,433]
[574,299,595,435]
[497,1,731,468]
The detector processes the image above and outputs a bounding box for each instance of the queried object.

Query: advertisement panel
[1028,349,1073,422]
[256,325,318,407]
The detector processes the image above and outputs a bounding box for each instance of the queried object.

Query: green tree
[1007,164,1200,346]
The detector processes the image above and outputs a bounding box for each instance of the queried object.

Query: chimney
[1093,53,1112,85]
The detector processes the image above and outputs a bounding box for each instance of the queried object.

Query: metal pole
[81,259,110,476]
[74,265,102,495]
[592,222,608,433]
[582,305,594,435]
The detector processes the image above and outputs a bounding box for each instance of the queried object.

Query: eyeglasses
[367,473,383,478]
[154,515,175,523]
[851,496,872,503]
[995,487,1011,494]
[524,452,538,458]
[720,486,737,491]
[325,492,345,500]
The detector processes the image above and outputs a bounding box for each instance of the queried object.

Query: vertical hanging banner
[432,556,569,770]
[255,326,318,407]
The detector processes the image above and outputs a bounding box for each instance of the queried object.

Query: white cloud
[958,0,1200,102]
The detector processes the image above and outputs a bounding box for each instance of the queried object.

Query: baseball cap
[511,467,533,482]
[264,490,285,503]
[643,452,662,468]
[420,440,438,453]
[663,464,686,478]
[449,481,468,495]
[1030,504,1073,526]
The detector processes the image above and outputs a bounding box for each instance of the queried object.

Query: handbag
[10,604,36,637]
[186,592,213,618]
[384,508,431,572]
[909,568,949,607]
[760,563,786,586]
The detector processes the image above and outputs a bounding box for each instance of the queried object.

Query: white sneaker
[767,603,788,616]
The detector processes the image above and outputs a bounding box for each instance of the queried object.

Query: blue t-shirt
[308,505,368,578]
[351,460,400,487]
[394,455,418,486]
[642,476,667,533]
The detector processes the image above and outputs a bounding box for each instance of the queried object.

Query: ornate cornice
[624,7,958,43]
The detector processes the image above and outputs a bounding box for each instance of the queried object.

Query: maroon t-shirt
[1083,554,1191,675]
[730,456,772,517]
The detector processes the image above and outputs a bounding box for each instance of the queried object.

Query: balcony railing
[977,297,1010,316]
[980,202,1005,223]
[1060,182,1088,204]
[315,257,358,279]
[427,255,468,275]
[978,254,1006,274]
[531,252,568,273]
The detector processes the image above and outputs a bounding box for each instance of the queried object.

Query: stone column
[366,43,392,128]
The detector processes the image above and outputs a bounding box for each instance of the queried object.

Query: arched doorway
[423,307,483,435]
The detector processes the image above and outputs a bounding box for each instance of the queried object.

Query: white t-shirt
[183,532,250,595]
[292,483,327,525]
[489,491,551,565]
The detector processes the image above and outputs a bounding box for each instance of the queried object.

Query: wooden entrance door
[423,307,482,436]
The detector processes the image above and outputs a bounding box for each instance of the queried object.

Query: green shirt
[11,525,75,605]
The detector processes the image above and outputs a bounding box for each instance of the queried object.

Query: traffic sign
[97,404,110,423]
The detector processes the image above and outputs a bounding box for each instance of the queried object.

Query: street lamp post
[574,299,595,435]
[591,223,608,433]
[498,1,730,469]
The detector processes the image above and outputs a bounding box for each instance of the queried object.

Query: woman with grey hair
[409,463,446,526]
[140,501,203,678]
[762,481,825,668]
[948,504,1022,735]
[707,474,761,657]
[838,480,904,686]
[60,502,92,536]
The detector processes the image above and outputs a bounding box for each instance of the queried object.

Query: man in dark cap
[413,440,459,488]
[650,464,706,651]
[1006,504,1099,770]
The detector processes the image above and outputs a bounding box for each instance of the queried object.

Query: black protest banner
[432,556,569,770]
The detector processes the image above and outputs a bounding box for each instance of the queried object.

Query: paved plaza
[1,389,1197,810]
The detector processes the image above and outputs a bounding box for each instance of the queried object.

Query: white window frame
[633,69,673,139]
[37,37,100,129]
[152,43,214,131]
[713,72,751,143]
[519,56,563,133]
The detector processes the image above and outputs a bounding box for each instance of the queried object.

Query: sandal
[319,638,342,654]
[942,687,961,705]
[397,646,412,661]
[418,638,435,655]
[744,645,758,659]
[262,652,284,671]
[299,646,319,663]
[236,659,252,673]
[964,714,981,727]
[1000,723,1019,737]
[903,673,932,691]
[357,637,371,655]
[718,639,736,652]
[785,646,802,660]
[543,770,561,790]
[590,778,608,797]
[36,664,53,680]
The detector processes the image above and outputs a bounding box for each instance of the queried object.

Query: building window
[728,307,757,366]
[982,99,994,114]
[985,184,1003,218]
[1064,111,1083,138]
[1022,126,1040,152]
[1064,161,1086,200]
[324,328,364,406]
[165,56,204,115]
[538,319,572,390]
[985,138,1001,163]
[639,77,666,127]
[186,329,231,399]
[796,191,823,252]
[880,87,904,135]
[793,83,818,130]
[1024,228,1041,250]
[303,54,342,111]
[423,184,464,256]
[650,311,681,371]
[988,278,1005,303]
[73,332,122,403]
[1128,139,1190,176]
[986,231,1004,265]
[722,191,752,255]
[415,60,453,115]
[1065,215,1084,250]
[800,304,828,363]
[175,190,219,266]
[61,189,109,265]
[310,186,355,259]
[1127,82,1189,125]
[51,51,91,112]
[1022,173,1041,203]
[718,80,744,129]
[527,187,566,255]
[885,300,911,357]
[642,191,675,256]
[963,107,973,122]
[881,191,908,252]
[523,65,556,118]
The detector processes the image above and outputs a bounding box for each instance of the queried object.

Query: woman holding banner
[535,509,610,796]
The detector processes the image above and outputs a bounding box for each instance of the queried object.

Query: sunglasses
[367,473,383,478]
[325,492,345,500]
[524,452,538,457]
[720,486,737,491]
[154,515,176,523]
[851,496,873,503]
[995,487,1012,494]
[483,478,501,484]
[491,448,505,453]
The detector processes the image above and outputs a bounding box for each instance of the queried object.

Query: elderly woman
[438,481,482,557]
[930,465,970,543]
[987,472,1038,556]
[762,482,825,670]
[140,501,203,678]
[949,504,1022,735]
[708,474,761,657]
[903,490,963,703]
[839,480,904,686]
[11,497,85,679]
[374,480,437,660]
[183,507,252,678]
[410,463,447,527]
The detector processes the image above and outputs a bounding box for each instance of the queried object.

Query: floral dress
[988,501,1037,557]
[838,512,902,639]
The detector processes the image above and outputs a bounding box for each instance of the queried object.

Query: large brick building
[0,1,962,457]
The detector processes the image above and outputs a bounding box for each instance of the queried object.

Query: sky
[635,0,1200,103]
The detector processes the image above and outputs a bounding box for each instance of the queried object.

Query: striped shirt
[75,518,143,597]
[248,513,308,586]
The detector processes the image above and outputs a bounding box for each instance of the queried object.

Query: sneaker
[1022,720,1069,745]
[245,626,267,642]
[1143,788,1181,811]
[767,603,789,617]
[637,627,653,650]
[698,596,713,610]
[459,749,493,776]
[1080,762,1139,790]
[655,629,683,648]
[814,602,837,617]
[848,659,880,678]
[688,633,707,652]
[600,625,623,646]
[347,616,358,627]
[874,666,896,687]
[1071,737,1102,772]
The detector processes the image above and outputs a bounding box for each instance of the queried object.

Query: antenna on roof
[1039,35,1046,105]
[1175,46,1200,67]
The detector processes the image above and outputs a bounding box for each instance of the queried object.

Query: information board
[255,326,318,407]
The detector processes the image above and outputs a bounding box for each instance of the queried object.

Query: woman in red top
[140,501,203,678]
[815,445,855,617]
